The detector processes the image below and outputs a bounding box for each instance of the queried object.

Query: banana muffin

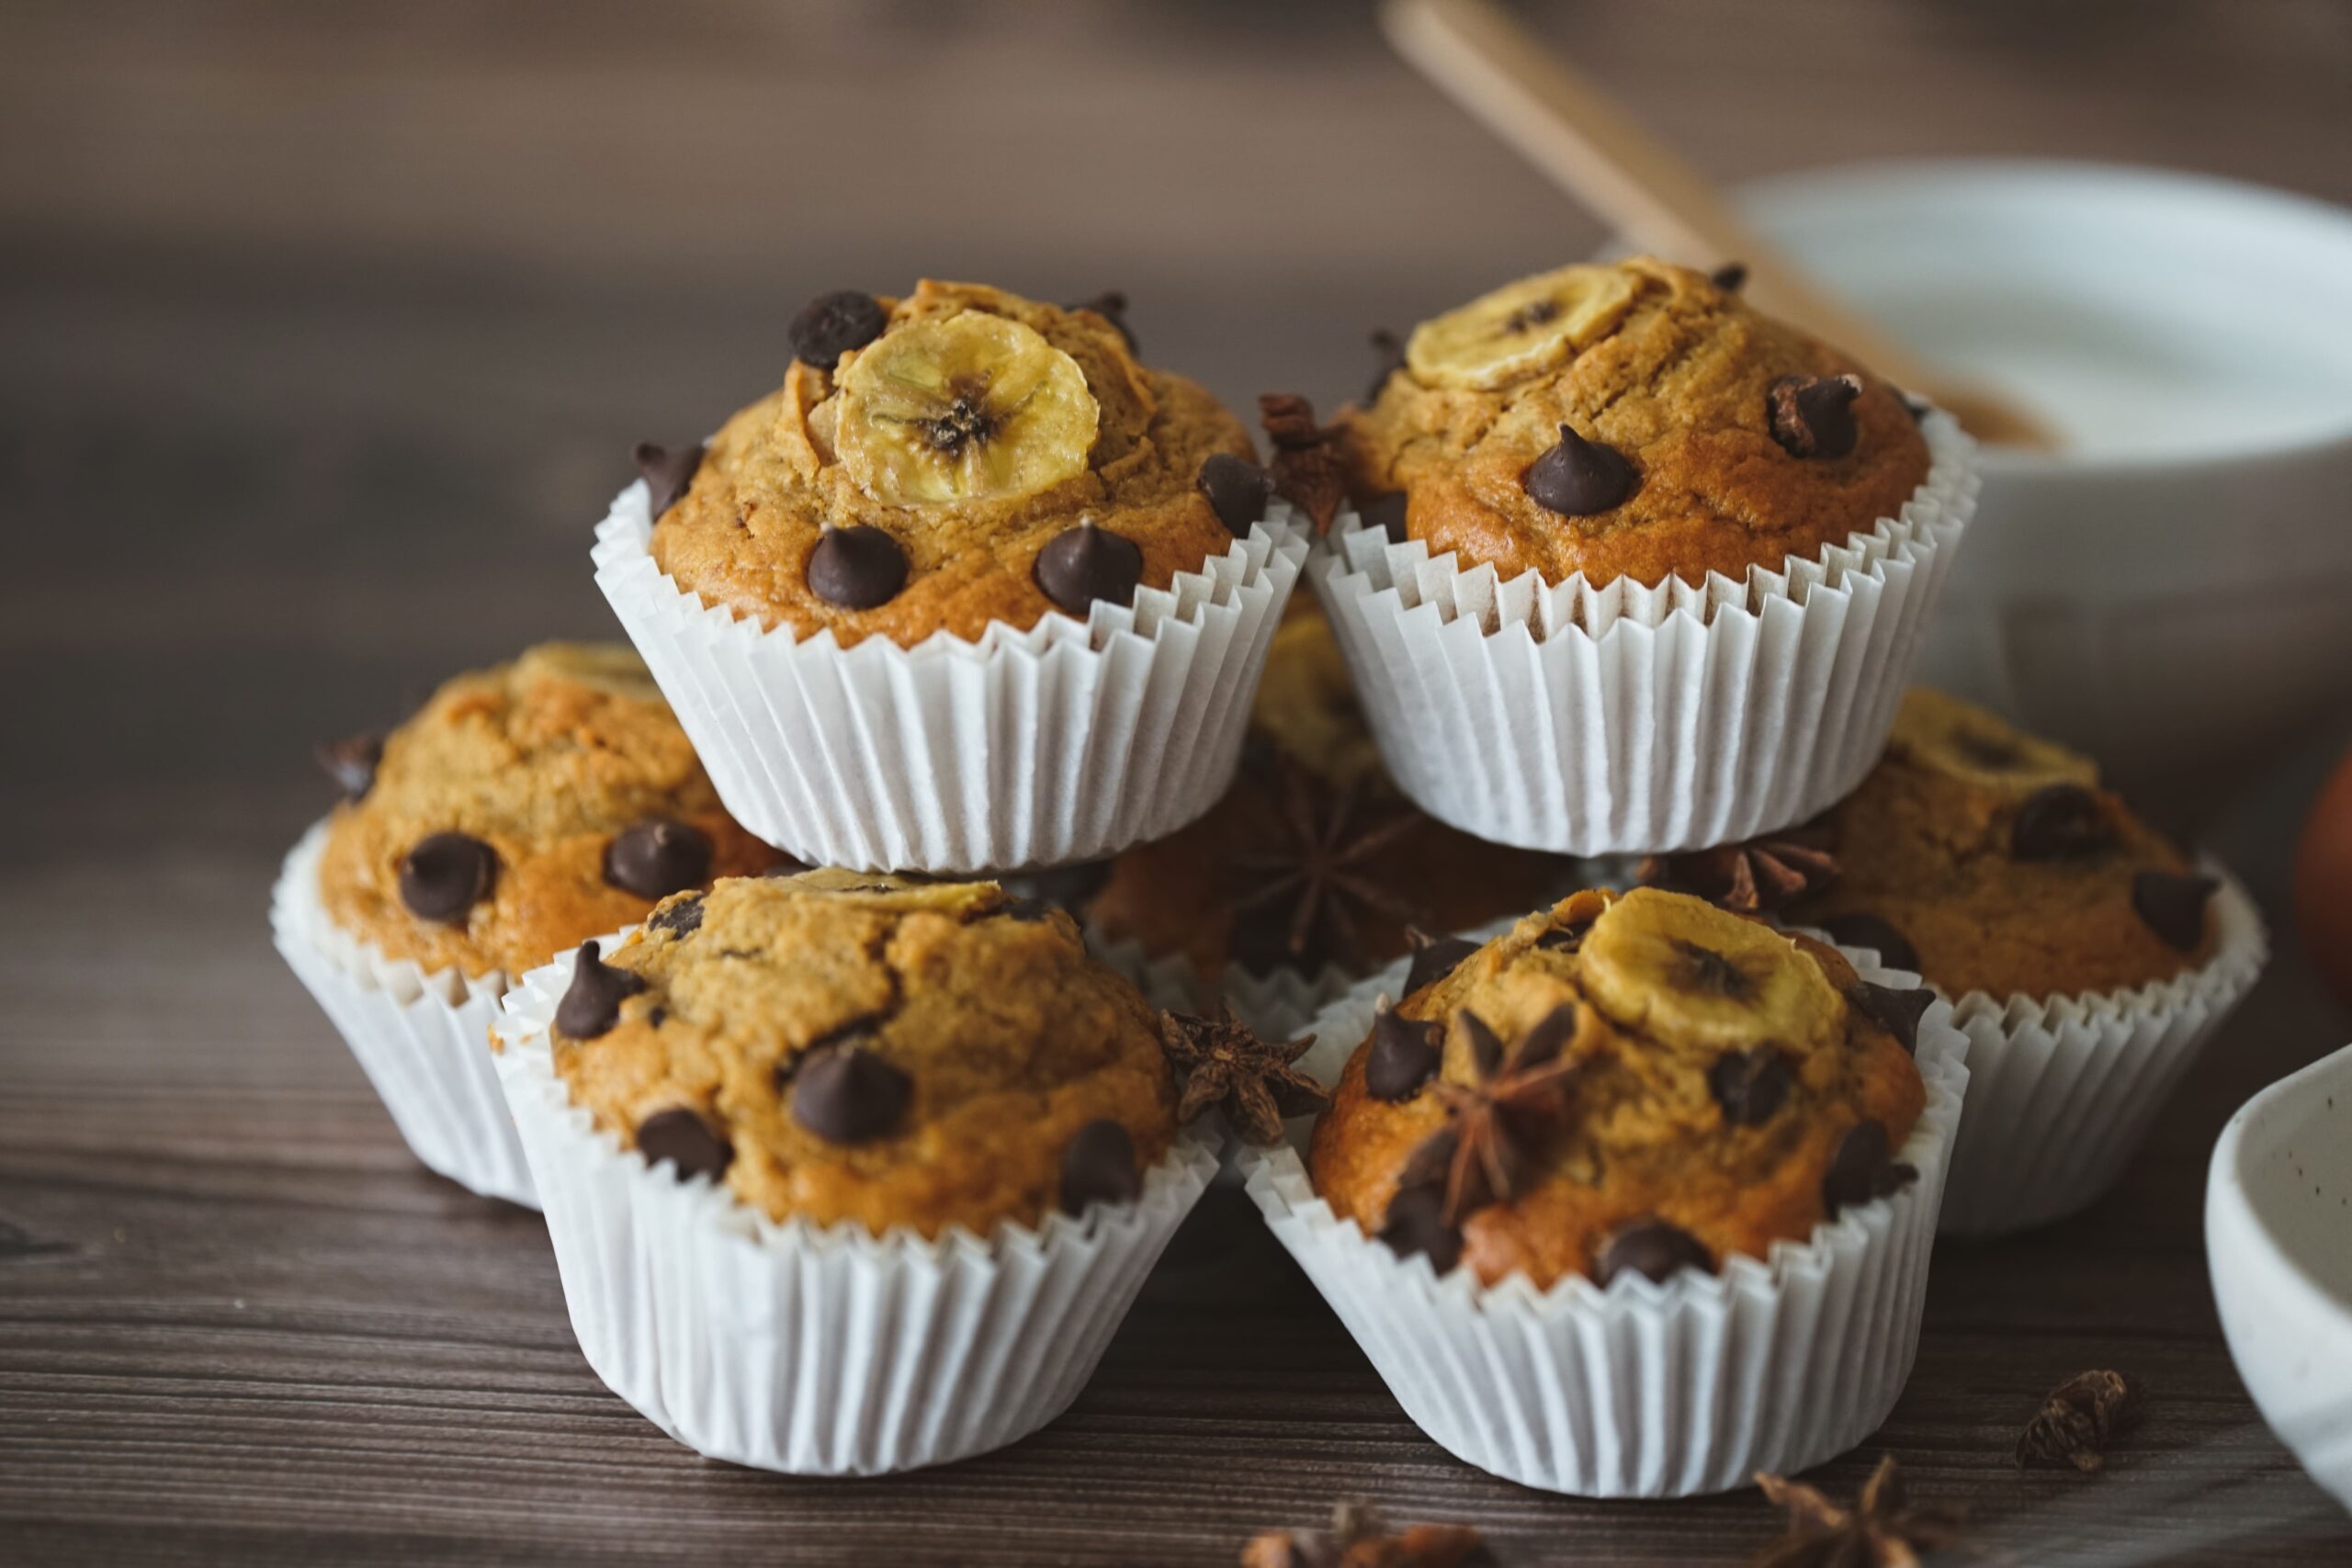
[315,642,779,979]
[548,871,1177,1235]
[1310,886,1929,1288]
[1340,256,1930,588]
[645,279,1262,648]
[1762,688,2222,999]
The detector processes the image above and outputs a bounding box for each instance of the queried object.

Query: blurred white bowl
[2206,1040,2352,1511]
[1736,161,2352,821]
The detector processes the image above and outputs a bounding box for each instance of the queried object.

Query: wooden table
[6,3,2350,1562]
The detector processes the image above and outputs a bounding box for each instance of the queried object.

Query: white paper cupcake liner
[1085,926,1358,1043]
[268,821,537,1208]
[1238,941,1969,1497]
[491,931,1220,1475]
[593,483,1309,874]
[1308,415,1978,855]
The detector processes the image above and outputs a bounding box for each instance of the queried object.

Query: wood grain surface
[6,3,2352,1562]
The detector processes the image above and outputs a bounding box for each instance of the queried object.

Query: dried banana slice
[1577,887,1840,1053]
[1405,264,1639,390]
[835,312,1099,505]
[1893,688,2098,794]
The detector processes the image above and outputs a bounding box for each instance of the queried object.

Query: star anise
[1261,391,1349,535]
[1230,752,1425,974]
[2017,1369,2143,1472]
[1400,1004,1586,1224]
[1752,1457,1966,1567]
[1640,832,1838,913]
[1160,1005,1329,1146]
[1242,1502,1489,1568]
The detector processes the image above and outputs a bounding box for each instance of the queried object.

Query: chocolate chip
[2011,784,2113,862]
[1066,290,1136,352]
[1819,911,1920,973]
[1364,328,1406,405]
[1057,1118,1141,1213]
[1378,1181,1461,1274]
[2132,870,2219,952]
[807,525,909,610]
[1359,491,1410,543]
[647,891,707,940]
[1401,927,1478,998]
[1849,981,1935,1055]
[1768,374,1864,459]
[788,289,888,367]
[790,1045,912,1144]
[1707,1047,1792,1126]
[604,818,713,900]
[397,832,495,923]
[1034,522,1143,614]
[316,732,383,798]
[999,861,1110,917]
[635,1107,732,1182]
[633,440,705,518]
[1593,1218,1713,1285]
[1710,261,1748,292]
[1521,424,1636,515]
[555,939,646,1039]
[1822,1119,1917,1216]
[1196,452,1271,535]
[1365,1006,1442,1101]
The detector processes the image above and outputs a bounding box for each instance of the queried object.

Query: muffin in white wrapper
[269,820,536,1208]
[491,932,1220,1475]
[593,481,1308,874]
[1238,942,1969,1497]
[1307,414,1977,856]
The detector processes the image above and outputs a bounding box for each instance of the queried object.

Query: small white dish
[2206,1039,2352,1511]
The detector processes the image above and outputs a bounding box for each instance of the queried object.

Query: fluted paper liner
[1238,942,1969,1496]
[269,821,537,1207]
[594,481,1308,873]
[1308,415,1978,855]
[492,931,1219,1475]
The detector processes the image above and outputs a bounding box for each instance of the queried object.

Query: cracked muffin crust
[1782,688,2222,1000]
[1309,886,1928,1290]
[316,642,779,979]
[649,279,1259,649]
[1340,256,1930,588]
[548,872,1177,1236]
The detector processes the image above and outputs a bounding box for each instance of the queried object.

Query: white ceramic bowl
[2206,1039,2352,1511]
[1737,161,2352,821]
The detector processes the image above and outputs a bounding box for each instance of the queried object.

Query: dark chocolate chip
[604,817,713,900]
[790,1046,912,1145]
[1365,1006,1442,1102]
[1593,1218,1713,1285]
[1707,1047,1792,1126]
[635,1107,732,1182]
[1767,374,1864,459]
[1378,1181,1461,1274]
[1849,981,1936,1055]
[1057,1118,1142,1213]
[2132,869,2219,952]
[1359,491,1410,543]
[2011,784,2114,862]
[788,289,888,367]
[634,440,705,518]
[999,861,1111,917]
[1710,261,1748,292]
[1066,290,1136,351]
[1521,424,1636,515]
[1196,452,1272,535]
[807,525,909,610]
[316,732,383,799]
[1819,911,1920,974]
[1034,522,1143,614]
[1401,927,1478,998]
[647,891,707,940]
[1822,1119,1917,1216]
[1364,328,1406,405]
[555,939,646,1039]
[397,831,495,923]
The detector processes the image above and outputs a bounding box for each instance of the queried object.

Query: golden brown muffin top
[548,872,1177,1237]
[316,642,779,978]
[648,280,1259,649]
[1339,257,1931,589]
[1310,886,1929,1290]
[1774,688,2221,1000]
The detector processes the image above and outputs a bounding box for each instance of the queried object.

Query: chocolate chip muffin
[548,871,1177,1236]
[646,279,1261,648]
[1309,886,1929,1289]
[1063,603,1575,983]
[1765,689,2222,999]
[315,642,779,978]
[1340,256,1930,588]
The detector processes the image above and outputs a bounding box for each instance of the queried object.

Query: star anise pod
[1399,1004,1585,1224]
[1230,751,1425,974]
[2017,1369,2143,1472]
[1161,1005,1329,1146]
[1242,1502,1490,1568]
[1261,391,1349,535]
[1752,1456,1966,1567]
[1640,832,1838,913]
